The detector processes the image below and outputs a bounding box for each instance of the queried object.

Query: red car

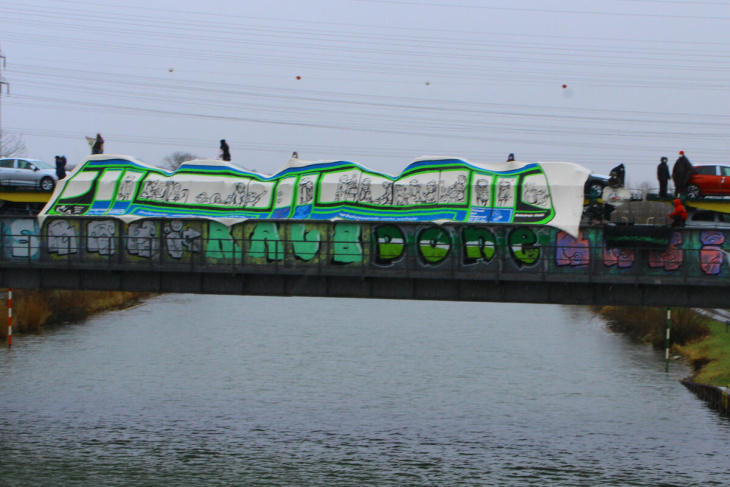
[686,165,730,198]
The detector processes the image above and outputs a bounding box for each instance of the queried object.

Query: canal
[1,295,728,486]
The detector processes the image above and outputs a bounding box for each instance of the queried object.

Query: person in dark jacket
[506,153,515,162]
[672,151,693,196]
[91,133,104,154]
[219,139,231,161]
[669,198,688,227]
[610,163,626,187]
[657,156,670,198]
[55,155,67,180]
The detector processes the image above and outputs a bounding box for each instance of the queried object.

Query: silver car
[0,158,58,191]
[686,209,730,228]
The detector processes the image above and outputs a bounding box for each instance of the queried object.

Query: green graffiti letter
[332,223,362,264]
[291,224,321,261]
[206,221,240,260]
[374,225,405,265]
[462,227,496,265]
[418,227,451,264]
[508,227,540,267]
[249,222,284,261]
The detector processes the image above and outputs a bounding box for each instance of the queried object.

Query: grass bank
[593,305,730,387]
[0,289,150,339]
[674,320,730,386]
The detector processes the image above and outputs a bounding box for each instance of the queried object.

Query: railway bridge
[0,216,728,308]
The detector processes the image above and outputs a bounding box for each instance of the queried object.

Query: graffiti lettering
[332,223,362,264]
[700,230,724,275]
[47,220,78,256]
[462,227,496,265]
[127,221,159,259]
[374,225,405,266]
[603,247,635,268]
[87,220,116,256]
[0,217,723,282]
[508,227,540,267]
[291,224,321,261]
[205,221,240,261]
[555,231,590,267]
[418,227,451,264]
[649,232,683,271]
[164,220,201,259]
[248,222,283,261]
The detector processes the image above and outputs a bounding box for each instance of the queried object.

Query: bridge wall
[0,217,728,307]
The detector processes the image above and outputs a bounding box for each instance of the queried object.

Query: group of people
[655,150,694,227]
[657,150,693,198]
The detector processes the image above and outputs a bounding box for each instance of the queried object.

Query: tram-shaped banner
[39,155,590,236]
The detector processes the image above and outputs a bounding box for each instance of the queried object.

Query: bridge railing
[0,217,724,288]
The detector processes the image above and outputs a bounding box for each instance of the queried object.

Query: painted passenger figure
[475,179,490,206]
[497,179,512,207]
[373,181,393,205]
[408,179,423,204]
[299,180,314,205]
[394,183,409,206]
[422,180,438,204]
[358,178,373,203]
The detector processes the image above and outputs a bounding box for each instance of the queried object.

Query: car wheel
[686,184,701,199]
[40,177,55,192]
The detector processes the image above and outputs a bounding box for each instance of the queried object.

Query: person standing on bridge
[219,139,231,162]
[55,155,66,180]
[657,156,670,198]
[91,133,104,155]
[610,163,626,187]
[672,151,693,197]
[669,198,687,227]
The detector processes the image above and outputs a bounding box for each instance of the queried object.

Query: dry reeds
[594,305,709,348]
[0,290,148,339]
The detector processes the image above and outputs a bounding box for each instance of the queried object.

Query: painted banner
[39,155,590,236]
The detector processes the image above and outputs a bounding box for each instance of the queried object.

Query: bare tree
[0,131,26,158]
[163,151,198,170]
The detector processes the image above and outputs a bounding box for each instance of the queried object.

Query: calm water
[1,295,728,486]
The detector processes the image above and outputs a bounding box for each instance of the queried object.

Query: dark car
[685,165,730,198]
[584,173,609,198]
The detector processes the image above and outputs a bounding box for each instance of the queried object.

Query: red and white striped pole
[7,288,12,348]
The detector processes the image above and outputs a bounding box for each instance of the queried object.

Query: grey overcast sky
[0,0,729,185]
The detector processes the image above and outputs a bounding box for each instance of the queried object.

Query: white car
[0,158,58,191]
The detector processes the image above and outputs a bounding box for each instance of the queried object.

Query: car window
[695,166,716,176]
[17,160,32,170]
[32,160,52,170]
[0,159,14,168]
[721,167,730,177]
[691,211,714,222]
[720,213,730,224]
